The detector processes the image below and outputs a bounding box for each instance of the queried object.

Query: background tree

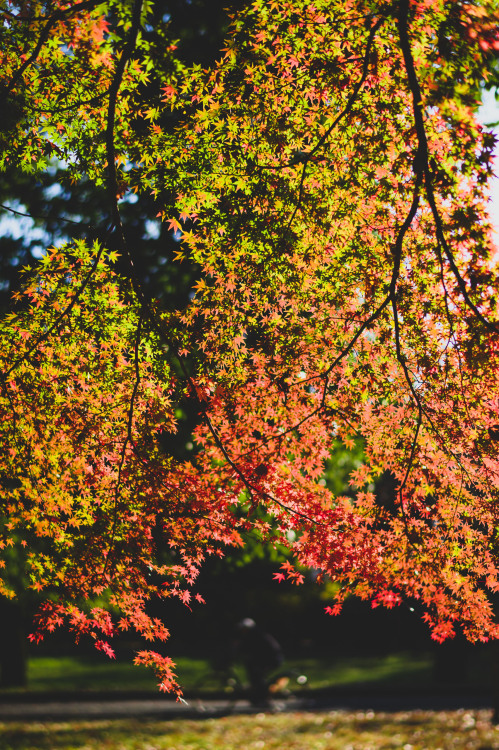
[0,0,499,694]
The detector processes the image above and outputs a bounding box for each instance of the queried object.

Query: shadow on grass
[1,719,185,750]
[18,652,436,696]
[1,710,499,750]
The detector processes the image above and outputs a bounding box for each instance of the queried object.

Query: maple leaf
[167,218,182,234]
[95,640,116,659]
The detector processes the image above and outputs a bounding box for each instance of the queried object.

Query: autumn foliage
[1,0,499,693]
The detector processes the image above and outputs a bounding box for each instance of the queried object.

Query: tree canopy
[1,0,499,694]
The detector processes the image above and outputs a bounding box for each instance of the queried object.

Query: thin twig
[0,202,93,228]
[286,16,385,228]
[6,0,100,96]
[104,311,143,576]
[4,244,105,379]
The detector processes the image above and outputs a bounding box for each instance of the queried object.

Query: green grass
[26,656,158,692]
[288,653,433,690]
[22,655,215,693]
[5,651,436,694]
[6,647,495,695]
[1,709,499,749]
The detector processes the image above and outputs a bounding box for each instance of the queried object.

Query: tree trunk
[0,599,27,688]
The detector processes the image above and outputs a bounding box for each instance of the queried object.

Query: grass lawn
[17,652,436,694]
[1,709,499,749]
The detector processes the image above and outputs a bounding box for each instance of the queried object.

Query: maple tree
[1,0,499,695]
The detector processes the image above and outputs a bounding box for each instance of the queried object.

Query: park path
[0,694,305,721]
[0,690,496,721]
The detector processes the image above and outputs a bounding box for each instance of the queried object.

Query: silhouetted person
[235,618,283,706]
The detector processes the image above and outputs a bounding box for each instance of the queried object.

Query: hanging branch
[286,15,385,228]
[5,0,100,96]
[397,0,499,334]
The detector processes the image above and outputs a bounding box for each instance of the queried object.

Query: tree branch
[104,310,143,577]
[6,0,100,96]
[396,0,498,333]
[286,15,385,227]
